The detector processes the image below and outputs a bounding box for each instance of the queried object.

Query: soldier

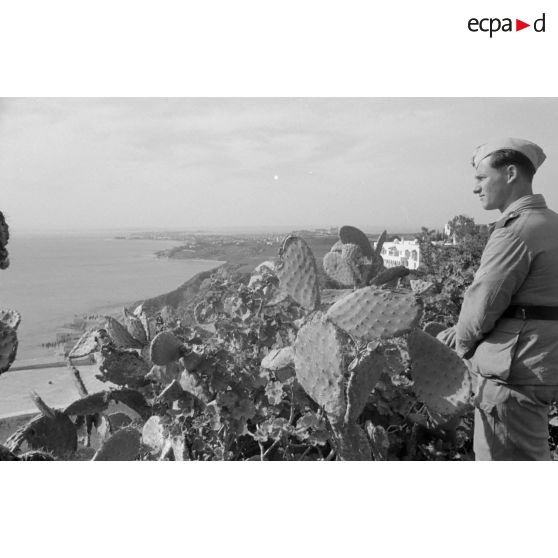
[438,138,558,460]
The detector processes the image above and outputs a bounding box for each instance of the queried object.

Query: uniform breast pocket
[470,321,524,381]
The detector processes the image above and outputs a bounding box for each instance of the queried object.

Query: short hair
[487,149,536,180]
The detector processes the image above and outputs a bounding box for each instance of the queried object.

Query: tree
[446,215,477,242]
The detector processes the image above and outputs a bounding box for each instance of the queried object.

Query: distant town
[116,221,475,273]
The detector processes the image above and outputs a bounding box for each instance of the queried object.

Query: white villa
[375,238,420,270]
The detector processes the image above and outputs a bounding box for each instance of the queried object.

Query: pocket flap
[470,320,523,381]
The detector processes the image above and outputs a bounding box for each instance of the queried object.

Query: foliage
[416,218,489,325]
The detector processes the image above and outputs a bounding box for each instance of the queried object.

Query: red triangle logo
[516,19,530,31]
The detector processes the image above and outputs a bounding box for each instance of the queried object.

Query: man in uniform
[438,137,558,460]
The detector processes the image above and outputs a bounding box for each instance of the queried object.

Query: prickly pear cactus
[293,312,346,422]
[134,304,156,341]
[338,225,373,257]
[149,331,185,366]
[370,265,409,287]
[344,345,386,423]
[423,321,446,337]
[96,344,149,388]
[0,210,10,270]
[0,309,21,330]
[323,251,359,288]
[0,321,18,374]
[110,388,151,420]
[147,361,182,386]
[323,228,388,288]
[104,316,143,349]
[68,328,100,359]
[410,279,436,296]
[327,286,422,341]
[275,236,320,311]
[64,392,111,416]
[341,243,364,283]
[374,230,387,257]
[407,328,472,419]
[330,240,344,252]
[92,427,141,461]
[330,422,371,460]
[6,395,77,457]
[123,308,148,346]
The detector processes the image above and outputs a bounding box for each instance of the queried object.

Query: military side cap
[472,137,546,170]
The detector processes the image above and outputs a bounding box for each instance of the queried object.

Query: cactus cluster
[0,222,474,461]
[266,226,473,458]
[322,226,386,288]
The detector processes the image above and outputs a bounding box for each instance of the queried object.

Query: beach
[0,234,222,420]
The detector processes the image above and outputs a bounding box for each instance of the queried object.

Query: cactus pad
[344,348,386,422]
[92,427,141,461]
[0,309,21,330]
[423,321,446,337]
[276,236,320,311]
[109,388,151,420]
[135,306,156,341]
[0,322,18,374]
[96,345,149,388]
[0,210,9,270]
[339,225,373,257]
[150,331,185,366]
[124,308,148,346]
[341,242,363,263]
[68,328,100,359]
[106,412,132,431]
[374,230,387,258]
[370,265,409,286]
[105,316,143,349]
[330,422,371,460]
[327,286,422,341]
[64,392,110,416]
[6,410,77,456]
[294,312,346,421]
[323,251,358,288]
[407,328,472,418]
[410,279,436,296]
[330,240,344,252]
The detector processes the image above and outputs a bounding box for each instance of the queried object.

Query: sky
[1,98,557,234]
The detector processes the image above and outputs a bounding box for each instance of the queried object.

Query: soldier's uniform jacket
[456,194,558,385]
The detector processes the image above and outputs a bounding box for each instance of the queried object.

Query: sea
[0,233,222,363]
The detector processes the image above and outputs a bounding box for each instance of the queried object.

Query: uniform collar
[503,194,547,216]
[488,194,547,233]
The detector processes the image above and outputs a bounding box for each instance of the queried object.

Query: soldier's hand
[437,326,456,349]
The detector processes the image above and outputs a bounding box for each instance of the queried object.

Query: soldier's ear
[506,164,519,183]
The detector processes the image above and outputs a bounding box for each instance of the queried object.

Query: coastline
[40,258,226,364]
[6,232,336,368]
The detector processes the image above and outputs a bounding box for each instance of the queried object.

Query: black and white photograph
[1,98,558,462]
[1,3,557,556]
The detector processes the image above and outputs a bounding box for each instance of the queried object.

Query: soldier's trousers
[473,377,558,461]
